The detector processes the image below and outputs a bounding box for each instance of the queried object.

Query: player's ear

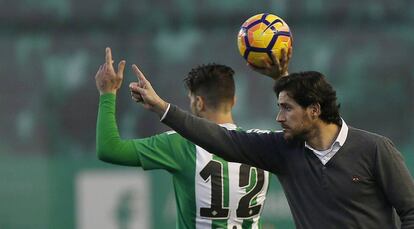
[231,96,237,108]
[196,96,204,112]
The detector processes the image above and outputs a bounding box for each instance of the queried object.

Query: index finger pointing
[132,64,147,82]
[105,47,113,66]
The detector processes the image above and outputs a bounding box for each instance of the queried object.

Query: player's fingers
[132,64,149,84]
[263,57,271,69]
[131,90,143,102]
[281,48,287,66]
[104,63,113,76]
[246,62,255,69]
[105,47,114,67]
[135,86,147,95]
[95,64,103,79]
[270,51,277,65]
[99,64,104,74]
[129,82,140,93]
[102,63,107,74]
[272,51,281,67]
[131,94,143,103]
[131,89,140,96]
[117,60,126,78]
[132,90,143,98]
[132,96,141,103]
[129,82,139,87]
[288,46,293,59]
[246,62,256,71]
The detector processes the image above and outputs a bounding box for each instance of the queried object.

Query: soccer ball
[237,13,292,68]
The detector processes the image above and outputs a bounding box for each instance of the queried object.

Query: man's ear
[309,103,321,118]
[196,96,204,112]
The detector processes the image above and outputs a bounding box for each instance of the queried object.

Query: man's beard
[283,125,308,142]
[283,131,306,141]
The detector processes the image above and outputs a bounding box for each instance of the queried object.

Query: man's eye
[279,104,292,112]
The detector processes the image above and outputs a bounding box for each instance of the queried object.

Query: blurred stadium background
[0,0,413,228]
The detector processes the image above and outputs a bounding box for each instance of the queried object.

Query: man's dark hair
[184,63,235,109]
[274,71,341,125]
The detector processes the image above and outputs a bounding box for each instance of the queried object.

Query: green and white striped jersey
[134,123,270,229]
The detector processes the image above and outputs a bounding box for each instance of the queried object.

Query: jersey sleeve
[97,94,192,172]
[375,137,414,228]
[96,93,141,166]
[133,131,192,172]
[162,105,285,172]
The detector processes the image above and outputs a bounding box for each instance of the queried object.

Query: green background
[0,0,413,228]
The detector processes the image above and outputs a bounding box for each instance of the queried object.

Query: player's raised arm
[95,47,126,95]
[95,47,140,166]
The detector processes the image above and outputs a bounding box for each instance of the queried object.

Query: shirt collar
[219,123,237,130]
[336,118,348,147]
[305,118,349,151]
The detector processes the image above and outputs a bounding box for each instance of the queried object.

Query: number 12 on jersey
[199,160,266,219]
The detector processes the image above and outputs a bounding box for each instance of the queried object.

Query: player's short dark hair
[184,63,235,109]
[274,71,341,125]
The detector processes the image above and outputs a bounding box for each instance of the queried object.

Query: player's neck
[200,111,234,125]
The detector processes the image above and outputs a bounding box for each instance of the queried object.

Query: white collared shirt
[305,119,349,165]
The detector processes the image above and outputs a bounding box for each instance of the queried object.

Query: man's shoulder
[348,127,388,141]
[347,126,394,150]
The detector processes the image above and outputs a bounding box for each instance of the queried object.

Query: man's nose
[276,111,284,122]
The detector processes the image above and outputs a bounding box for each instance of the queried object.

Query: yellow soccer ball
[237,13,293,68]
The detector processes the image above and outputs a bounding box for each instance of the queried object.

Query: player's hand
[248,47,292,80]
[95,47,126,95]
[129,64,169,116]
